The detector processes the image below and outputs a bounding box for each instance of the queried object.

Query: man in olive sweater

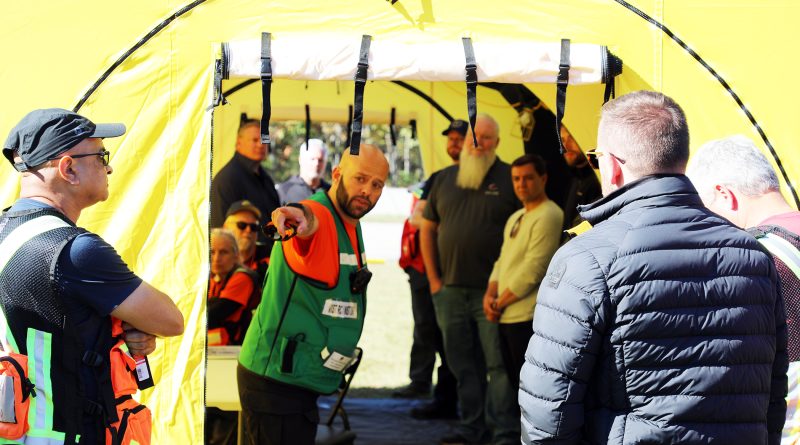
[483,153,563,394]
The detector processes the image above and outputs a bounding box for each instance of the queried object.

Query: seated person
[223,200,269,284]
[208,228,261,346]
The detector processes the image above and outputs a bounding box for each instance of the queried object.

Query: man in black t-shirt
[420,114,521,445]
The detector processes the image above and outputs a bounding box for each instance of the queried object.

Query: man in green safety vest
[237,144,389,445]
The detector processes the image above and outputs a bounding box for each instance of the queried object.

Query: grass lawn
[352,261,417,394]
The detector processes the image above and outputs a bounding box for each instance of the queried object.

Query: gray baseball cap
[3,108,125,172]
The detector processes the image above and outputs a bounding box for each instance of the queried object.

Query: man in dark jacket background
[210,119,280,239]
[519,91,788,445]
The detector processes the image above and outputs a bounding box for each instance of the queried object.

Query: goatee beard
[336,180,374,219]
[456,150,496,190]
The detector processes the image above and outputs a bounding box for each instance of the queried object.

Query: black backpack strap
[83,317,119,424]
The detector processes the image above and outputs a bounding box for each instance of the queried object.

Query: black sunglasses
[235,221,260,232]
[262,222,298,242]
[49,149,111,166]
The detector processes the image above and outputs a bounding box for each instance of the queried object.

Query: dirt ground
[332,221,460,444]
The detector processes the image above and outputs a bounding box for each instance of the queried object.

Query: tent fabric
[1,1,799,442]
[226,37,610,83]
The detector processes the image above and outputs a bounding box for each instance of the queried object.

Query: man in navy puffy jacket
[519,91,788,445]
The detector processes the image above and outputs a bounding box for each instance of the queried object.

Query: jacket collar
[578,174,703,225]
[233,151,263,174]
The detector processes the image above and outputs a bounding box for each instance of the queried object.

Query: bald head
[330,144,389,222]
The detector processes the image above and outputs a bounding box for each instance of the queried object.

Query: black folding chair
[315,347,363,445]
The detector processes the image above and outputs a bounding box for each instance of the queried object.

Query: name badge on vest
[322,300,358,319]
[320,348,354,372]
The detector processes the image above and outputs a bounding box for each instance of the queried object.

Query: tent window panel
[265,121,423,188]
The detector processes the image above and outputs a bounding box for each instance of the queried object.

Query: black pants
[498,320,533,391]
[237,364,320,445]
[407,268,458,408]
[206,407,238,445]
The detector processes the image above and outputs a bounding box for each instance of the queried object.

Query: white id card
[322,300,358,319]
[322,351,354,372]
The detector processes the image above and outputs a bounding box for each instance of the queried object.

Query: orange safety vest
[105,318,152,445]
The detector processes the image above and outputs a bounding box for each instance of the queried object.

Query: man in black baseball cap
[441,119,468,136]
[3,108,126,172]
[0,108,184,444]
[441,119,468,163]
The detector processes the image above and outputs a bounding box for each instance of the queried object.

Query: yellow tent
[1,1,798,442]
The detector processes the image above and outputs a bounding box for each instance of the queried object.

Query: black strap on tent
[389,107,397,148]
[349,35,372,156]
[462,37,478,147]
[345,105,353,151]
[305,104,311,149]
[601,47,623,104]
[409,119,417,140]
[260,32,273,145]
[555,39,571,155]
[211,58,228,109]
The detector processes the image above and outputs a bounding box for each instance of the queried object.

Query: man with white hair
[687,135,800,444]
[519,91,786,445]
[278,138,330,203]
[420,114,520,445]
[686,135,800,233]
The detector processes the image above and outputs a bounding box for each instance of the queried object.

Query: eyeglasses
[49,149,111,167]
[584,148,626,169]
[262,222,297,242]
[235,221,260,232]
[510,213,524,238]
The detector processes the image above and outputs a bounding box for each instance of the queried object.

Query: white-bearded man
[420,114,521,445]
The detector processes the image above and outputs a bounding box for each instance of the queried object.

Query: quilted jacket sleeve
[519,240,610,445]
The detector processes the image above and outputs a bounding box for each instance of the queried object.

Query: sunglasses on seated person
[235,221,260,232]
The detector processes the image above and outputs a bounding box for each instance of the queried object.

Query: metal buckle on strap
[84,399,103,415]
[82,350,104,367]
[465,66,478,85]
[557,64,570,85]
